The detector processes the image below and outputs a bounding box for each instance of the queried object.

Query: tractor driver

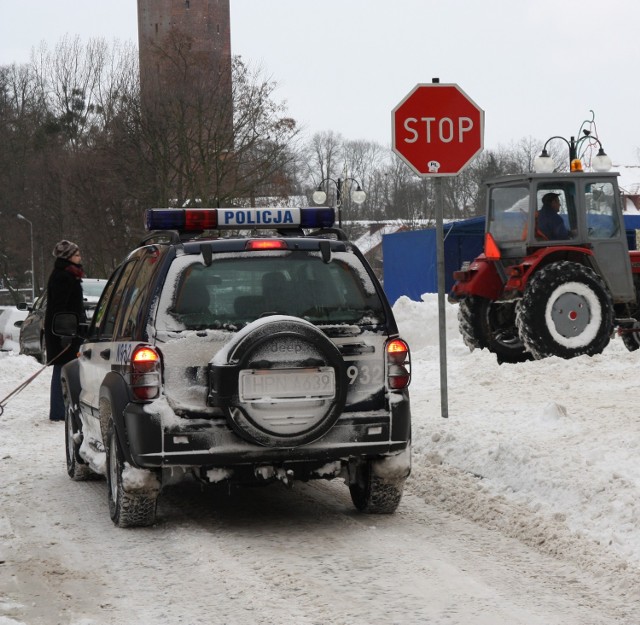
[537,192,570,240]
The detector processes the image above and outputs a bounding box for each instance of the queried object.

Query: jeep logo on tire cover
[269,342,304,354]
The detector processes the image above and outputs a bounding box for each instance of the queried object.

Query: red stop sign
[392,83,484,176]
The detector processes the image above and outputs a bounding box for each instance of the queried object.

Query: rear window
[156,251,385,331]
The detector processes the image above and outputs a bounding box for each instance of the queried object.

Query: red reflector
[245,239,288,250]
[134,387,159,400]
[388,365,410,389]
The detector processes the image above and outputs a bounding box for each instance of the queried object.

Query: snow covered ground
[1,294,640,623]
[395,295,640,569]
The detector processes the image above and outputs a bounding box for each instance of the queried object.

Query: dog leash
[0,345,70,417]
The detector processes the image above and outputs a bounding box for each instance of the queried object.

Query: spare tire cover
[212,316,347,447]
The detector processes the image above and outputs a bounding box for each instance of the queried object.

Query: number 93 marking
[346,364,383,386]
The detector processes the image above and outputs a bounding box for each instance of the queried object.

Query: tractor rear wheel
[458,296,531,364]
[517,261,613,359]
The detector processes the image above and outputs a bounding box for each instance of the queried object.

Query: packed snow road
[0,437,633,625]
[3,291,640,624]
[0,364,635,625]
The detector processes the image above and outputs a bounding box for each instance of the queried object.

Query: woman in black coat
[45,240,86,421]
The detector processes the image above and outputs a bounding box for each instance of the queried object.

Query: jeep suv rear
[59,207,411,527]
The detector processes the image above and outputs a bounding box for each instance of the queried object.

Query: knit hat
[52,240,80,259]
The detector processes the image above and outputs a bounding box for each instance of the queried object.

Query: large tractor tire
[516,261,614,360]
[458,296,531,364]
[621,323,640,352]
[620,276,640,352]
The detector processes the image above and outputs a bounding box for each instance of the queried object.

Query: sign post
[392,79,484,418]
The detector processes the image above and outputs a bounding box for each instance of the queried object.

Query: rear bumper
[123,397,411,469]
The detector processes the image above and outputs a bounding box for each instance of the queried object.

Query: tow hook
[254,466,295,487]
[278,469,295,488]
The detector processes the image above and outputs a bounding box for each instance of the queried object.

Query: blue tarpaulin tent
[382,215,640,305]
[382,217,485,305]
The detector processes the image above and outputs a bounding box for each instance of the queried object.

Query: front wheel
[349,461,405,514]
[106,416,159,528]
[517,261,614,359]
[458,296,531,364]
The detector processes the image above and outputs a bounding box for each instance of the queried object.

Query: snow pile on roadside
[394,294,640,578]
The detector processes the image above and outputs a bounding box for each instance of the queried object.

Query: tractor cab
[485,172,635,303]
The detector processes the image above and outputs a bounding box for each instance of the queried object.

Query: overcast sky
[2,0,639,167]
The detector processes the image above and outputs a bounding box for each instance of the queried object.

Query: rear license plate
[239,368,335,401]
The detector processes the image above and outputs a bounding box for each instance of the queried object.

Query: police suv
[58,207,412,527]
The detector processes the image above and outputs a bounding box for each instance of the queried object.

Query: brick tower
[137,0,232,109]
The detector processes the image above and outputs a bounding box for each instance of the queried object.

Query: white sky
[1,0,640,166]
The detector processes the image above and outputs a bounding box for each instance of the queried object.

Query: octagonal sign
[392,83,484,176]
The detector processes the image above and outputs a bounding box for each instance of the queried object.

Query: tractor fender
[504,246,595,295]
[449,255,505,302]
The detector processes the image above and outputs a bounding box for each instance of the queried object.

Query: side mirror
[52,312,80,337]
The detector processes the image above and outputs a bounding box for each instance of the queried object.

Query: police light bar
[145,207,335,232]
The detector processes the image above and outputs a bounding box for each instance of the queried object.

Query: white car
[0,307,28,352]
[82,278,107,319]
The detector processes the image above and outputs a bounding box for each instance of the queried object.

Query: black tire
[620,276,640,352]
[62,383,94,481]
[517,261,614,359]
[621,324,640,352]
[458,296,486,350]
[349,461,405,514]
[458,296,531,364]
[106,417,158,528]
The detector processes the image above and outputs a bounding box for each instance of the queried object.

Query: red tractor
[449,141,640,363]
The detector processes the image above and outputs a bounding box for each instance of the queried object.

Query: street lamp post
[534,129,612,174]
[16,213,35,303]
[312,176,366,228]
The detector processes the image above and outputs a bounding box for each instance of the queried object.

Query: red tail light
[131,346,161,400]
[386,339,411,389]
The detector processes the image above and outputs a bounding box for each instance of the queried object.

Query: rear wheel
[517,261,614,359]
[620,276,640,352]
[106,416,158,528]
[349,461,405,514]
[458,296,531,364]
[621,323,640,352]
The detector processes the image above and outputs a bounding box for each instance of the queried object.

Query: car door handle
[100,348,111,360]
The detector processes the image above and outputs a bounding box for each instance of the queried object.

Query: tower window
[185,0,190,8]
